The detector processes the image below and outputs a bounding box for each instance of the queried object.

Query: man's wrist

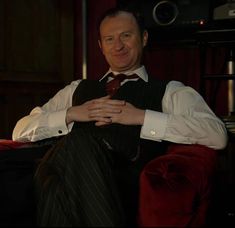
[66,107,73,125]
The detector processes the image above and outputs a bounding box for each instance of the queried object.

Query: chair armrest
[0,139,32,151]
[138,144,217,227]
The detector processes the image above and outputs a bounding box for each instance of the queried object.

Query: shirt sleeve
[140,80,228,150]
[12,80,80,142]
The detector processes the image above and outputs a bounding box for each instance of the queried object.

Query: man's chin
[112,63,133,72]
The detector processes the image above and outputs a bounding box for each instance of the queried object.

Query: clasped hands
[66,95,145,126]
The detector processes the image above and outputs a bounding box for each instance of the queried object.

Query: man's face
[99,11,148,72]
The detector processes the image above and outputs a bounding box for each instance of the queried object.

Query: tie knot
[113,73,127,82]
[109,73,139,81]
[105,73,139,96]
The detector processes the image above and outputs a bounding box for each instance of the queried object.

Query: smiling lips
[113,51,129,59]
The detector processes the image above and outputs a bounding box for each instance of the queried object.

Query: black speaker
[118,0,212,30]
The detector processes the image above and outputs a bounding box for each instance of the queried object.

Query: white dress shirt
[12,66,228,150]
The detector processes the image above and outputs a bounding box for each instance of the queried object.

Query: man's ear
[98,40,102,50]
[98,40,105,55]
[142,30,148,47]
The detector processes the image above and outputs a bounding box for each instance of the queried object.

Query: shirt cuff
[48,110,70,137]
[140,109,168,141]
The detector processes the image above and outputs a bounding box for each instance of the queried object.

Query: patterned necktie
[105,73,139,96]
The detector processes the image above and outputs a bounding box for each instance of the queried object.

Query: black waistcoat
[72,77,169,160]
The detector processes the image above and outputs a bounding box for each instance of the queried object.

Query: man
[13,6,227,227]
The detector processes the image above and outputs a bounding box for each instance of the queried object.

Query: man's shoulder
[78,79,102,85]
[149,77,184,86]
[75,79,105,93]
[148,76,169,86]
[69,79,100,88]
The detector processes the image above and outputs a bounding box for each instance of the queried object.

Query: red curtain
[144,46,228,116]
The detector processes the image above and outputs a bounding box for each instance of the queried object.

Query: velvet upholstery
[0,140,31,150]
[0,140,53,226]
[138,144,217,227]
[0,141,217,226]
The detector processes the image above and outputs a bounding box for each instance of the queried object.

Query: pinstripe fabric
[34,78,169,227]
[34,127,126,226]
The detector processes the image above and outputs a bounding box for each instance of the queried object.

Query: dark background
[0,0,233,138]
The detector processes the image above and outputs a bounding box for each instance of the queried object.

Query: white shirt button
[150,130,156,136]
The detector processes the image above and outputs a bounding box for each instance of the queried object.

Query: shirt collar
[99,65,148,82]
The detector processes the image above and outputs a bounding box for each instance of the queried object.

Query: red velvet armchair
[0,140,218,227]
[138,144,217,227]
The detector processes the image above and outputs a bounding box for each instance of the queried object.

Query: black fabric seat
[0,142,55,226]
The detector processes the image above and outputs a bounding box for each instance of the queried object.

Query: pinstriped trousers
[34,127,134,227]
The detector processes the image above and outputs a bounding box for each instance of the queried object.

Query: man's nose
[113,38,124,50]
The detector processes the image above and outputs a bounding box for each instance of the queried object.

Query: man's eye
[124,33,131,37]
[121,33,131,40]
[104,37,113,43]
